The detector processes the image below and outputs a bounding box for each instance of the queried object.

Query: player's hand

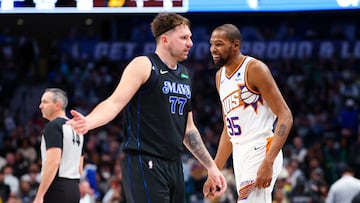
[254,159,273,188]
[203,178,220,199]
[66,110,89,135]
[204,165,227,198]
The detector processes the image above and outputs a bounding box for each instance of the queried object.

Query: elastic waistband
[124,150,180,162]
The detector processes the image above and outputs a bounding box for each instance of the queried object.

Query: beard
[213,58,226,69]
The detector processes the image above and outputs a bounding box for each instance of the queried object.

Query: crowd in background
[1,12,360,203]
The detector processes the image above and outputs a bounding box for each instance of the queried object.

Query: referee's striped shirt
[40,117,84,179]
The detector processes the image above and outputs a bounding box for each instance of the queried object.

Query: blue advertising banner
[59,40,360,61]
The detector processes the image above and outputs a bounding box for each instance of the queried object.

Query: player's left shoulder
[247,57,269,74]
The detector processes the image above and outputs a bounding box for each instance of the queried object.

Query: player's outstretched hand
[66,110,89,135]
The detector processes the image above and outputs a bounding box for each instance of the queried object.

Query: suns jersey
[218,56,276,145]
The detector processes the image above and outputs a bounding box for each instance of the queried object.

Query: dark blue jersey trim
[139,154,151,203]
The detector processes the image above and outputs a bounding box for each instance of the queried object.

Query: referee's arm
[79,155,84,175]
[33,148,61,202]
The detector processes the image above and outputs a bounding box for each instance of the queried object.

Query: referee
[34,88,84,203]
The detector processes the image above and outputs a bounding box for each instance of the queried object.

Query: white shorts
[232,138,283,203]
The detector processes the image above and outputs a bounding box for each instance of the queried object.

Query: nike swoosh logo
[254,146,264,150]
[160,70,168,74]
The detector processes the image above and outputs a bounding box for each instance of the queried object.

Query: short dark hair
[214,24,242,42]
[151,13,190,39]
[341,164,355,175]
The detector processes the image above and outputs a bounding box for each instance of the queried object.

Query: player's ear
[160,34,168,43]
[234,39,241,50]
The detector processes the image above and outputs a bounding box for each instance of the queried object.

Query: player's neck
[155,50,177,70]
[225,54,245,73]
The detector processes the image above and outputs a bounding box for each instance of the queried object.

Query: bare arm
[33,148,61,203]
[79,155,84,175]
[203,69,231,199]
[247,59,293,187]
[67,56,152,134]
[183,112,227,193]
[248,59,293,164]
[213,125,232,170]
[213,70,232,170]
[183,112,216,170]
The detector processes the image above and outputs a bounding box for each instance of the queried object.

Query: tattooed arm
[247,59,293,188]
[183,112,227,195]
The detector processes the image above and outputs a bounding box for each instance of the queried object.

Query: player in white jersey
[203,24,293,202]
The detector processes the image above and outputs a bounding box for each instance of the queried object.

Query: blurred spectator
[322,133,341,184]
[348,134,360,178]
[81,161,101,201]
[289,176,312,203]
[17,138,37,163]
[305,168,328,203]
[13,151,30,178]
[0,157,5,171]
[101,177,125,203]
[326,165,360,203]
[6,195,22,203]
[272,167,292,203]
[338,98,359,139]
[79,179,96,203]
[291,136,308,164]
[2,165,19,197]
[286,159,305,188]
[18,180,33,203]
[19,163,40,202]
[0,167,11,203]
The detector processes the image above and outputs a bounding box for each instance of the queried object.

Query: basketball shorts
[232,138,283,203]
[121,153,185,203]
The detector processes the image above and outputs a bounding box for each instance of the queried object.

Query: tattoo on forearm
[185,130,213,168]
[277,124,286,137]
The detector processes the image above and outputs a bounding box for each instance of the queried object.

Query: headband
[155,22,183,38]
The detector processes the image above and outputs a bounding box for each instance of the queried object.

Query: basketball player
[34,88,84,203]
[66,13,227,202]
[203,24,293,202]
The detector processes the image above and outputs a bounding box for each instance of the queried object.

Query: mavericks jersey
[219,56,276,145]
[123,53,192,160]
[41,117,84,179]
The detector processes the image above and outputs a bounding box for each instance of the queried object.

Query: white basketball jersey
[219,56,276,145]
